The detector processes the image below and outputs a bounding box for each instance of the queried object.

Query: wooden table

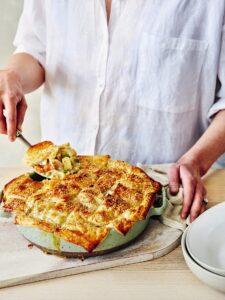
[0,167,225,300]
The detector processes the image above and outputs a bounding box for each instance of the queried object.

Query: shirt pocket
[136,33,208,113]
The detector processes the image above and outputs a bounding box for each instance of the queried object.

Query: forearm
[0,53,45,140]
[179,109,225,175]
[5,53,45,93]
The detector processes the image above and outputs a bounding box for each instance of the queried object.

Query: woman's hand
[0,69,27,141]
[168,157,207,222]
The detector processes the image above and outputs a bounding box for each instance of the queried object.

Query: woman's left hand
[167,157,207,222]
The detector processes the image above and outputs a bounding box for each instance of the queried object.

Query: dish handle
[148,187,168,218]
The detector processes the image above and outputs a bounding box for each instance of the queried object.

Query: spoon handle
[16,130,32,148]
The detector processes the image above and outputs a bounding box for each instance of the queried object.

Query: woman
[0,0,225,222]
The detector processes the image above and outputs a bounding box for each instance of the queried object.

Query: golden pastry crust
[2,143,161,252]
[24,141,56,166]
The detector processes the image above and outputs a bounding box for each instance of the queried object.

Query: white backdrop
[0,0,41,167]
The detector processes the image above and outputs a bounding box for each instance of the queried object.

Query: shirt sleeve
[207,24,225,121]
[13,0,46,68]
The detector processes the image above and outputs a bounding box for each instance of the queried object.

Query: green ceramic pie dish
[1,186,167,257]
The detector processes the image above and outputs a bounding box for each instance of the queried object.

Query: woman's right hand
[0,69,27,141]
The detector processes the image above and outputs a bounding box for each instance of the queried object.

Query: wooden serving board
[0,216,182,289]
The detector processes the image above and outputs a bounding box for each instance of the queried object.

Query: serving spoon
[15,131,73,180]
[16,130,50,179]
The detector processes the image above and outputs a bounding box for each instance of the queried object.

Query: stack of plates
[181,202,225,293]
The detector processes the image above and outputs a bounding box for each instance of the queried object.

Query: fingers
[189,183,206,222]
[0,70,26,141]
[0,102,7,134]
[169,162,207,222]
[168,164,180,195]
[3,95,17,142]
[1,95,27,141]
[17,96,27,131]
[180,165,197,219]
[200,201,207,214]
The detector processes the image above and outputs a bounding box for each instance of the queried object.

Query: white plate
[182,228,225,293]
[186,202,225,276]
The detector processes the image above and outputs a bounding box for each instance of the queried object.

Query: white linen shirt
[14,0,225,165]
